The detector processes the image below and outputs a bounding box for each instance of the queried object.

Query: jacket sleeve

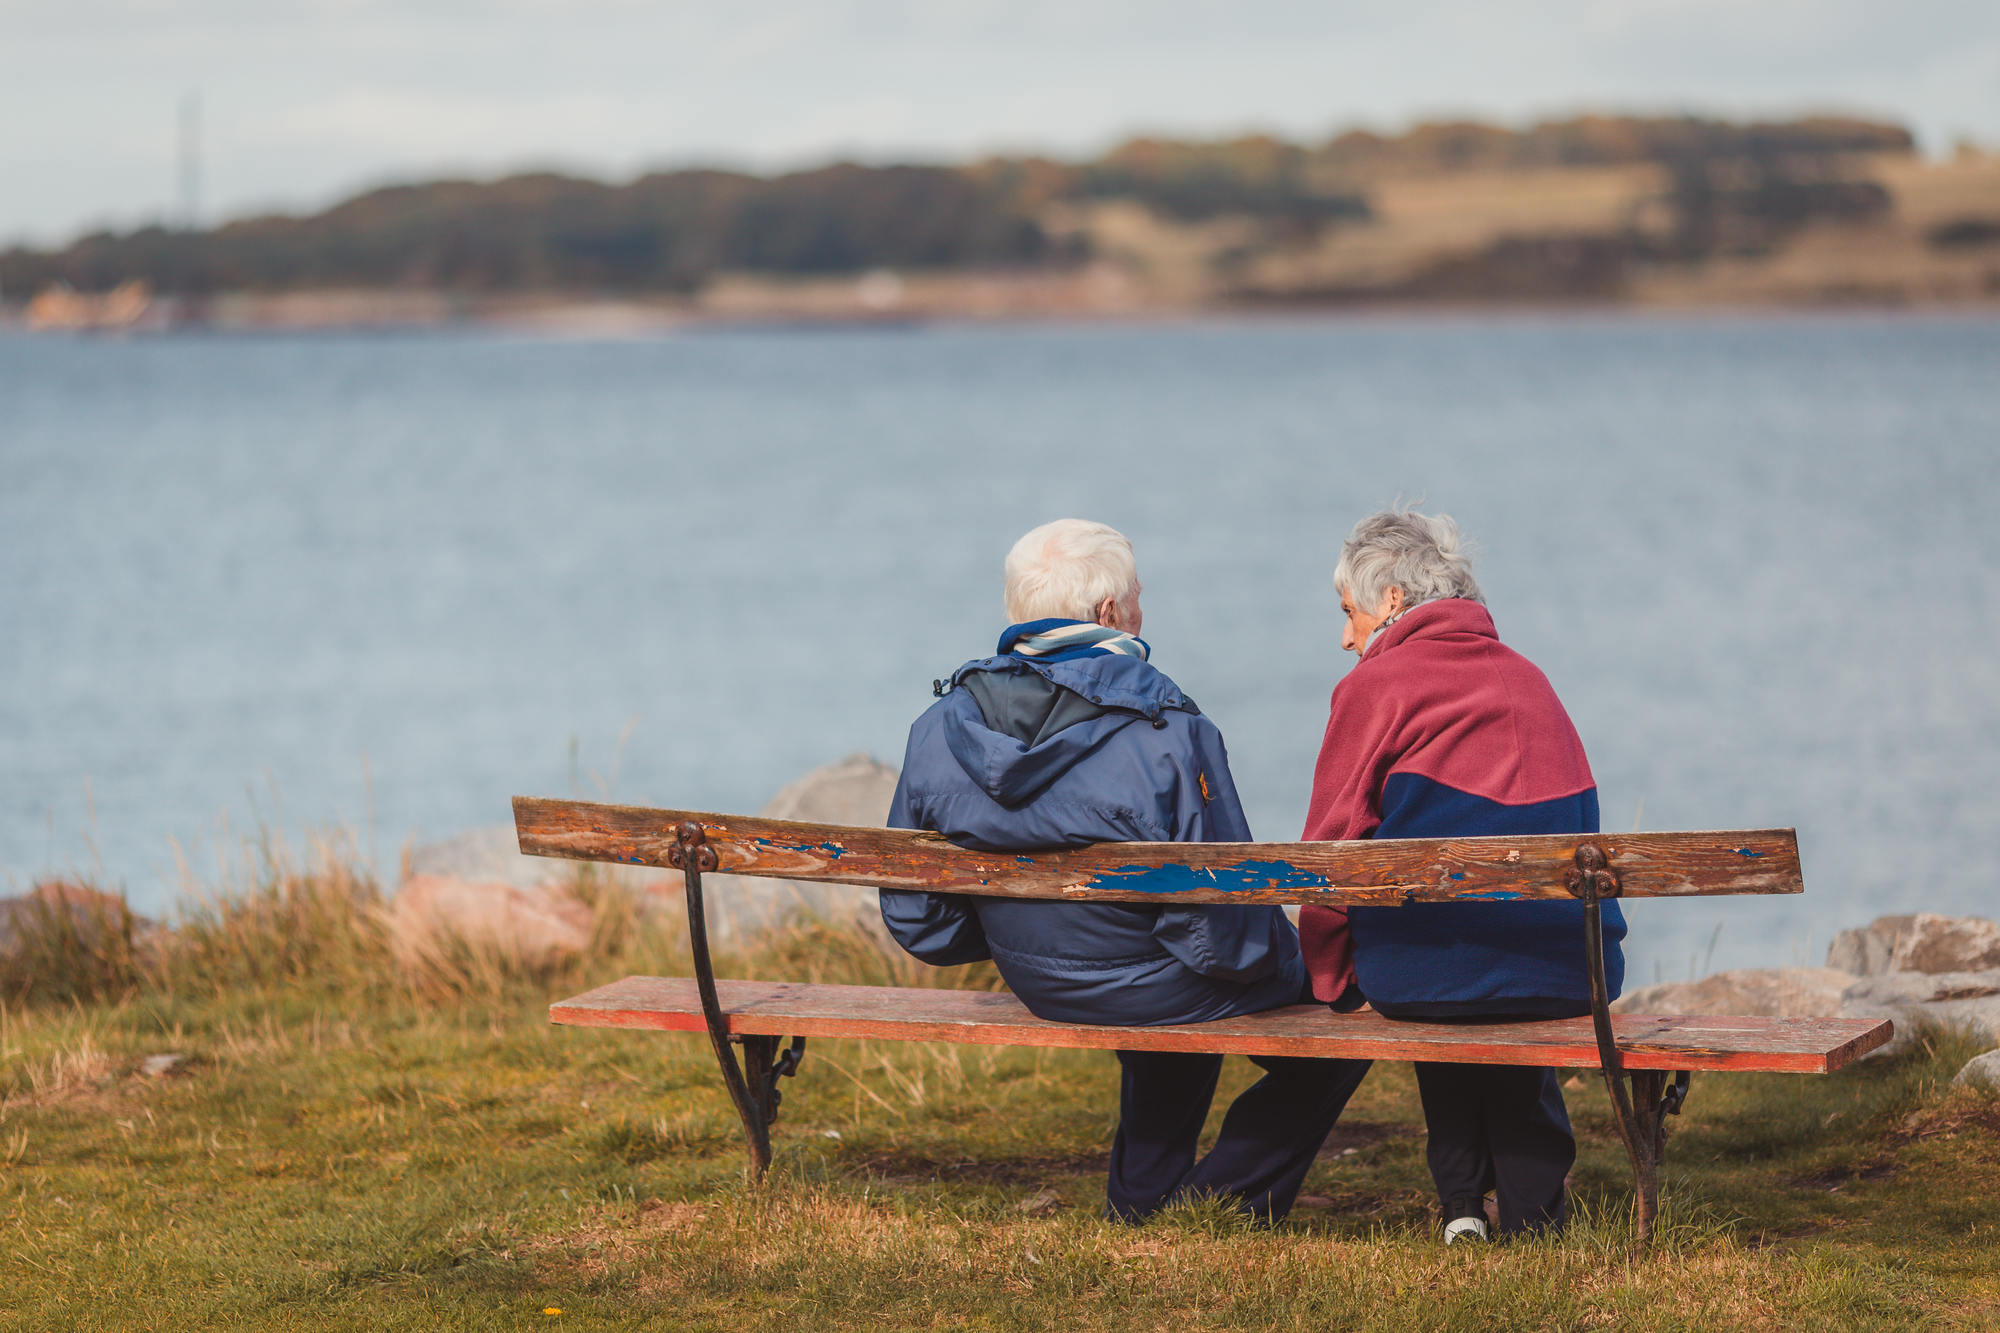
[877,764,992,967]
[1297,668,1393,1003]
[1148,716,1299,985]
[1301,667,1390,843]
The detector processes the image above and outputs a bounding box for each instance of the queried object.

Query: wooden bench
[516,797,1893,1242]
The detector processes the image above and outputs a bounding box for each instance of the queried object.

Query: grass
[1,851,1997,1331]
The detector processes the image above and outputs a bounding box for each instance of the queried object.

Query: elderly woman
[1298,509,1625,1243]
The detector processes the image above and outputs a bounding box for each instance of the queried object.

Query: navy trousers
[1413,1061,1575,1235]
[1106,1049,1371,1223]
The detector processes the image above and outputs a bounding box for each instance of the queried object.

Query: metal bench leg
[669,821,807,1178]
[1571,843,1688,1247]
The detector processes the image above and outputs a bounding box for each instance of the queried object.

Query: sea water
[4,313,1996,982]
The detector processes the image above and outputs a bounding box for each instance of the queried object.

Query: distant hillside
[4,166,1062,296]
[8,113,1998,317]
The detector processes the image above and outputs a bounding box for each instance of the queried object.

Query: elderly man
[880,518,1369,1224]
[1300,508,1625,1243]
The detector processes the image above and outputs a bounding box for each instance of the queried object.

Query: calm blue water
[4,315,1997,982]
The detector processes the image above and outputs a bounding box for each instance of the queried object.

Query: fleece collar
[1360,598,1498,663]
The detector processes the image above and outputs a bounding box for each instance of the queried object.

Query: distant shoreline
[10,116,1998,335]
[7,282,1999,339]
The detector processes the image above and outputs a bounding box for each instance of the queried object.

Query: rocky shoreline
[1618,913,2000,1072]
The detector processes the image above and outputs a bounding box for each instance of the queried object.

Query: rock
[1825,913,2000,976]
[406,826,571,892]
[761,753,901,827]
[138,1053,184,1078]
[396,753,901,949]
[1825,915,1917,976]
[1017,1188,1064,1216]
[699,753,901,944]
[0,882,148,954]
[1612,967,1852,1018]
[1955,1049,2000,1094]
[1954,1049,2000,1093]
[1890,914,2000,975]
[1839,969,2000,1057]
[383,874,594,968]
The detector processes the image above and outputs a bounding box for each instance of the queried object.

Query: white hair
[1334,508,1484,612]
[1003,519,1139,623]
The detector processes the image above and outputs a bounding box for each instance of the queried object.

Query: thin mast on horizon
[177,92,202,232]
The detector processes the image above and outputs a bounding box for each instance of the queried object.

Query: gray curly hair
[1334,508,1484,612]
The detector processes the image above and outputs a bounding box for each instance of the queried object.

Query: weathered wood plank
[512,797,1802,906]
[550,977,1890,1074]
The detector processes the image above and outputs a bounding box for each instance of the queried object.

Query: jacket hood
[938,652,1197,809]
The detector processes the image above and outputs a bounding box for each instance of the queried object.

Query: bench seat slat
[513,799,1803,906]
[550,977,1891,1074]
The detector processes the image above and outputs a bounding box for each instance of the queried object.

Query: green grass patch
[1,854,1997,1330]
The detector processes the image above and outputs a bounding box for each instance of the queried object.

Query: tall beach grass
[0,827,1004,1012]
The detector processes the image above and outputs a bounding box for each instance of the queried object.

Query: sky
[4,0,1998,248]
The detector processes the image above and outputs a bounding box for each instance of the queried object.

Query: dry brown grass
[1073,150,2000,308]
[0,831,709,1014]
[1238,164,1665,293]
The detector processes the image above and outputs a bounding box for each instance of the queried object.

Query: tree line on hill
[0,114,1914,298]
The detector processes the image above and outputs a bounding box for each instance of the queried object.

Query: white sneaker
[1443,1216,1491,1245]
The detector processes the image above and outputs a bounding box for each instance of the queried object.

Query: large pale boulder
[396,752,902,950]
[384,874,594,968]
[761,752,901,827]
[1955,1049,2000,1093]
[406,826,572,891]
[1612,967,1851,1018]
[1890,914,2000,975]
[1839,970,2000,1057]
[396,824,616,969]
[700,752,901,943]
[1824,915,1916,976]
[1825,914,2000,976]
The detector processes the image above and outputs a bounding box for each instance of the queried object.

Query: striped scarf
[998,618,1151,663]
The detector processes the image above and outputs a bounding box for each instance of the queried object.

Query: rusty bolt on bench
[1565,842,1620,900]
[667,821,719,873]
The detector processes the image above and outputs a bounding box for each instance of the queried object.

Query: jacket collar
[1359,597,1497,663]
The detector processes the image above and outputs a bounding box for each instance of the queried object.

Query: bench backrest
[512,797,1801,906]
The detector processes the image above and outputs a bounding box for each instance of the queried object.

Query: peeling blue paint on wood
[1083,859,1336,894]
[751,835,847,859]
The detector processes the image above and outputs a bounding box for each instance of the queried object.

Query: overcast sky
[5,0,1998,248]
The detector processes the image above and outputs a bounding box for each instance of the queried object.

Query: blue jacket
[880,638,1306,1026]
